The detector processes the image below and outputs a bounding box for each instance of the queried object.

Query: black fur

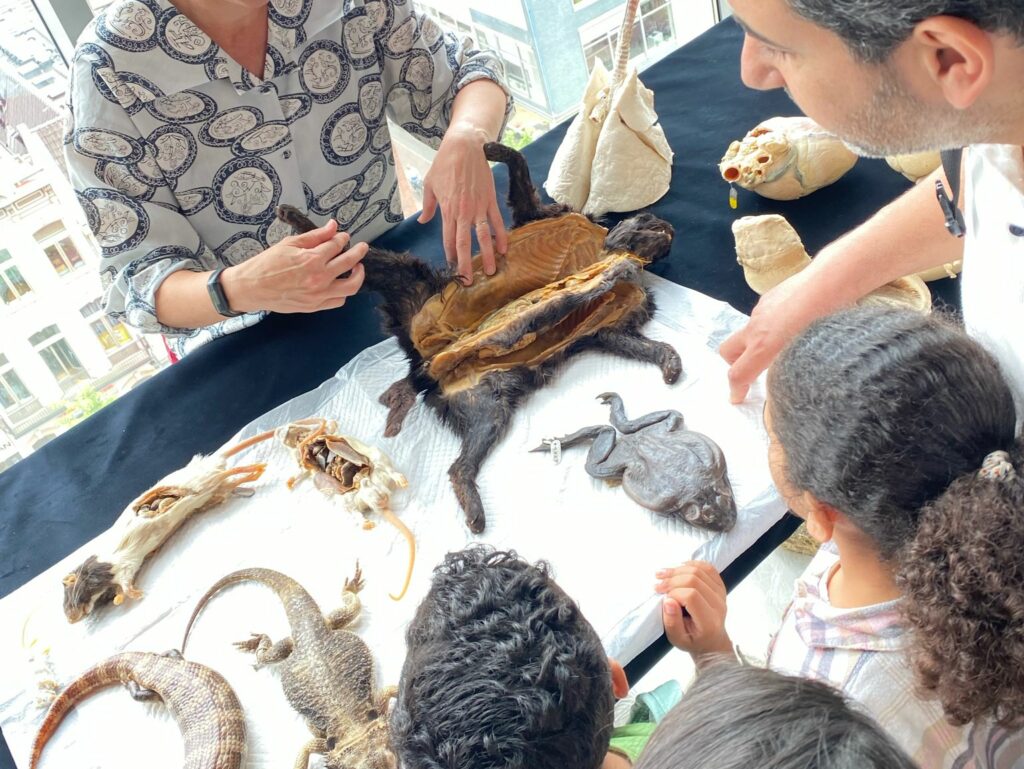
[276,144,680,533]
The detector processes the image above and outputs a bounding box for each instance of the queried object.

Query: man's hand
[222,218,367,314]
[719,268,843,403]
[655,561,733,659]
[418,123,508,285]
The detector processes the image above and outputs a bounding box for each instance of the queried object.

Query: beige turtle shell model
[732,214,931,312]
[720,116,858,200]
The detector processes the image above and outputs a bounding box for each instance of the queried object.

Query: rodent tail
[181,568,315,653]
[30,652,146,768]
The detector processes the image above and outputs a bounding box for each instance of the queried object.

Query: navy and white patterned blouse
[65,0,511,354]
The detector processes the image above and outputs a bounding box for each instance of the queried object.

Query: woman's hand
[419,122,508,284]
[221,218,367,314]
[654,561,733,662]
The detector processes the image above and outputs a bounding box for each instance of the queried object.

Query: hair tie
[979,450,1016,482]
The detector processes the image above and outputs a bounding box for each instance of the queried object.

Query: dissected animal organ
[532,393,737,532]
[885,151,941,182]
[30,650,245,769]
[545,0,673,216]
[61,433,270,623]
[279,418,414,600]
[181,567,395,769]
[732,214,932,311]
[278,143,681,534]
[720,117,858,200]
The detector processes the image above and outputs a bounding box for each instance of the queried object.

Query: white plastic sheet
[0,275,784,769]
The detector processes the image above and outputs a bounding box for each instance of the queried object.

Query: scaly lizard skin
[181,567,396,769]
[30,650,245,769]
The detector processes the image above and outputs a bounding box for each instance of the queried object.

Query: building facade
[414,0,718,125]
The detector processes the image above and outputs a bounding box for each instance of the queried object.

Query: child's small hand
[654,561,732,659]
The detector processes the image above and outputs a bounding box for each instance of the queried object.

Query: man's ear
[803,493,840,543]
[907,16,994,109]
[609,658,629,699]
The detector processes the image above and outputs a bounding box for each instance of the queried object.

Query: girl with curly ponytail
[656,306,1023,768]
[766,306,1024,765]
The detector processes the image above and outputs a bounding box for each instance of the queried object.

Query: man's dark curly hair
[769,307,1024,727]
[390,546,614,769]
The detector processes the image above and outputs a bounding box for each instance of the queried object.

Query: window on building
[81,298,132,350]
[0,355,33,411]
[34,222,85,276]
[580,0,677,72]
[30,325,84,383]
[0,250,32,304]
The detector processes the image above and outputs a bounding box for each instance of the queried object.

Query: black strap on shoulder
[936,148,966,238]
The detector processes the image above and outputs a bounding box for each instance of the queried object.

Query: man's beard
[821,67,1001,157]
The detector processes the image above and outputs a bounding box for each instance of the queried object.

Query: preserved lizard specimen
[181,567,395,769]
[61,431,272,623]
[30,650,245,769]
[279,142,681,533]
[278,418,414,601]
[532,393,737,532]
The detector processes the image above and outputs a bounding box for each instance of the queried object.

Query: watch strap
[207,268,243,317]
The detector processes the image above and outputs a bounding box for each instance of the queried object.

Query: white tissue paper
[0,275,785,769]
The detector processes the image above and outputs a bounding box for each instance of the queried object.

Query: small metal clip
[935,180,966,238]
[541,438,562,465]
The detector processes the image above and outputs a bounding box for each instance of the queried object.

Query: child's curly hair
[390,545,614,769]
[769,306,1024,727]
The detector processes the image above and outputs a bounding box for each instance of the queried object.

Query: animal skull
[720,116,858,200]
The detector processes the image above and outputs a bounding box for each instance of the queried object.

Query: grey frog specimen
[181,567,396,769]
[532,393,737,532]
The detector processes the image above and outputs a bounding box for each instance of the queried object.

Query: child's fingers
[654,564,726,599]
[667,586,725,635]
[662,596,692,649]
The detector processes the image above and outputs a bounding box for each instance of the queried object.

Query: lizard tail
[181,568,317,653]
[380,508,416,601]
[30,652,146,768]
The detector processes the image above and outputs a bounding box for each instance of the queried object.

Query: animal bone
[61,433,271,623]
[731,214,931,312]
[532,393,737,532]
[720,116,858,200]
[182,567,395,769]
[545,0,673,216]
[885,151,941,182]
[278,142,681,534]
[30,650,245,769]
[279,418,414,601]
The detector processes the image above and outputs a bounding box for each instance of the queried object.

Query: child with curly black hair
[390,545,630,769]
[656,307,1024,767]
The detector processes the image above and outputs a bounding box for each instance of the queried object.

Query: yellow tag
[729,185,738,210]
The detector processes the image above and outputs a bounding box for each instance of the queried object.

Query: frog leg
[598,392,685,433]
[583,427,627,479]
[529,424,606,453]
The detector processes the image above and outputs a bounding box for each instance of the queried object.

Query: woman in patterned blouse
[65,0,513,354]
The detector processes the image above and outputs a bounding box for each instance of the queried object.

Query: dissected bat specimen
[720,116,857,200]
[279,418,414,600]
[278,142,681,533]
[731,214,932,312]
[532,393,737,532]
[61,432,271,623]
[30,650,245,769]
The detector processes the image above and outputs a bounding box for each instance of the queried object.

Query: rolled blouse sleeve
[65,44,220,336]
[376,2,514,149]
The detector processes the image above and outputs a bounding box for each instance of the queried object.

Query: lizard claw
[233,633,262,654]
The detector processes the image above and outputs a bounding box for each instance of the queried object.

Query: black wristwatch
[207,268,244,317]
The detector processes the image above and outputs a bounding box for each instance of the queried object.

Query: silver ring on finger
[475,220,490,231]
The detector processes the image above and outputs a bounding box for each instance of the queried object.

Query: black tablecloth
[0,19,959,766]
